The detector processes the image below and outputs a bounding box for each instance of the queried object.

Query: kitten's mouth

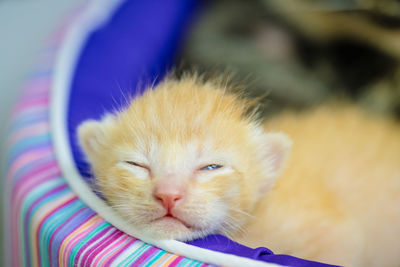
[156,214,192,229]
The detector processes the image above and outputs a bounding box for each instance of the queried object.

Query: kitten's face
[78,78,291,241]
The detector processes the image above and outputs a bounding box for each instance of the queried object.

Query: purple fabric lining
[188,235,340,267]
[68,0,199,182]
[66,0,343,265]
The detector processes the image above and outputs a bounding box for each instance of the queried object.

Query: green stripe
[179,258,198,267]
[69,222,110,266]
[32,184,71,267]
[144,250,166,266]
[39,201,84,267]
[19,178,65,267]
[123,243,151,266]
[12,155,55,183]
[178,258,189,267]
[117,243,148,266]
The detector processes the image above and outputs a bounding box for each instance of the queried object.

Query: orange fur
[78,76,290,241]
[238,105,400,266]
[78,77,400,267]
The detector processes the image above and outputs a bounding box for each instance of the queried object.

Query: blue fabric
[67,1,343,266]
[188,235,341,267]
[68,0,198,181]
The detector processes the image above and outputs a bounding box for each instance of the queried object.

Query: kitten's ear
[260,132,292,193]
[77,114,116,159]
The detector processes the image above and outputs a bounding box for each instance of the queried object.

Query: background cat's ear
[260,132,292,193]
[77,114,116,159]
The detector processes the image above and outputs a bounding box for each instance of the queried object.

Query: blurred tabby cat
[78,76,400,266]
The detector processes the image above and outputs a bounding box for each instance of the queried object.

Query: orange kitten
[78,77,400,266]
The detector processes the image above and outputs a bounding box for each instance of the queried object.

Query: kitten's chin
[139,216,209,241]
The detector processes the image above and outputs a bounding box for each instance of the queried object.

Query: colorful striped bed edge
[2,9,214,267]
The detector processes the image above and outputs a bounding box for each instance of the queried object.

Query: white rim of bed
[50,1,283,266]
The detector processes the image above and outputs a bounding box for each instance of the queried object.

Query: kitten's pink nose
[154,191,182,211]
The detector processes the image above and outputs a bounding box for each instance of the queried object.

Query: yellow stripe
[58,215,100,266]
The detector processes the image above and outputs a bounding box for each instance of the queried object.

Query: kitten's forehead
[149,137,231,166]
[113,78,262,169]
[120,78,256,137]
[154,140,201,174]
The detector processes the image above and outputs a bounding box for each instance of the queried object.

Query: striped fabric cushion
[3,12,214,267]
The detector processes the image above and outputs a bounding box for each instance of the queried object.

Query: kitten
[78,76,400,266]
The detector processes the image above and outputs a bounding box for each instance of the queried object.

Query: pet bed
[3,0,338,266]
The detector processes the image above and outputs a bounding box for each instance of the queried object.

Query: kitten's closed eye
[200,164,223,171]
[121,161,151,179]
[125,161,148,169]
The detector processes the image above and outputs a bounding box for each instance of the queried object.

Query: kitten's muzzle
[154,192,183,213]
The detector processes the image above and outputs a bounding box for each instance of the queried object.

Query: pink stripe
[46,207,90,265]
[8,122,49,145]
[94,236,128,265]
[13,105,48,119]
[82,230,122,265]
[8,77,49,118]
[13,170,59,212]
[4,9,70,267]
[60,217,105,265]
[9,106,48,124]
[12,93,48,115]
[3,9,214,265]
[12,101,48,118]
[101,236,137,264]
[48,208,92,264]
[13,163,60,212]
[22,184,68,266]
[91,232,127,266]
[25,184,69,223]
[13,102,48,117]
[34,196,78,266]
[15,97,49,109]
[169,256,184,267]
[6,147,53,182]
[9,163,60,265]
[76,227,114,266]
[9,156,55,188]
[11,184,67,267]
[132,246,159,266]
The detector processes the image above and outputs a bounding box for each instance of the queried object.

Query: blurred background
[0,0,83,262]
[179,0,400,118]
[1,0,400,264]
